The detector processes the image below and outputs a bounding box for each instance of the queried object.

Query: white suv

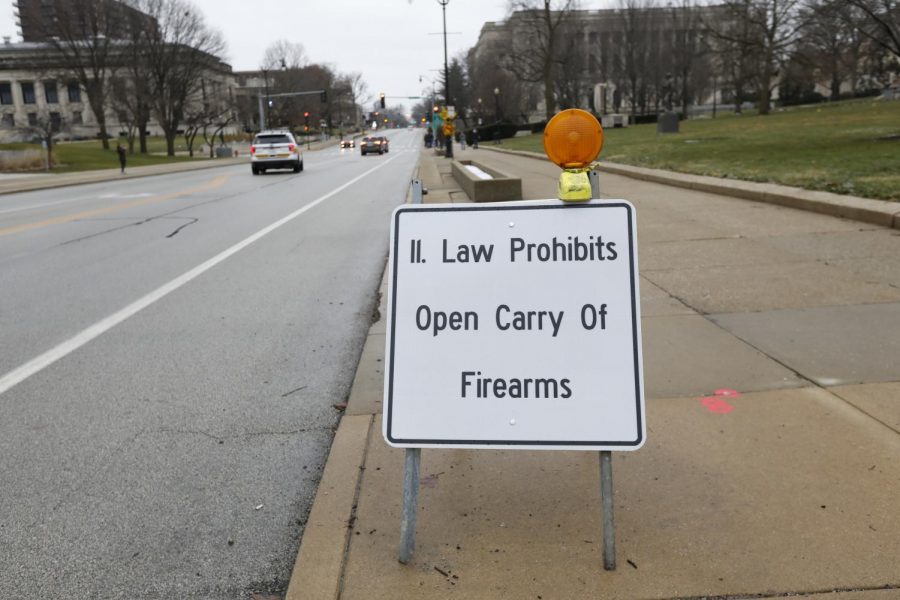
[250,130,303,174]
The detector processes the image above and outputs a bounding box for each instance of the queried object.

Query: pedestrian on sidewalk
[116,144,127,174]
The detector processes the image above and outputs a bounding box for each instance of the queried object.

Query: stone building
[0,0,239,144]
[0,40,90,140]
[0,38,239,143]
[468,5,729,123]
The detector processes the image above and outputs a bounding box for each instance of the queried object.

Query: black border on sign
[385,202,643,448]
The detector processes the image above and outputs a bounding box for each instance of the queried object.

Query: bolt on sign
[383,200,645,451]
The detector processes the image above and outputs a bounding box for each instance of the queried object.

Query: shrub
[0,149,47,171]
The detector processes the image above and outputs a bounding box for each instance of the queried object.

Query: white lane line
[0,153,403,397]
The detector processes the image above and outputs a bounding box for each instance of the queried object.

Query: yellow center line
[0,174,231,238]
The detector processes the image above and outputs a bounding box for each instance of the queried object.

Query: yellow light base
[558,169,592,202]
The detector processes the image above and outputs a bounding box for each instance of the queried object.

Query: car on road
[340,139,355,149]
[360,136,386,155]
[250,130,303,174]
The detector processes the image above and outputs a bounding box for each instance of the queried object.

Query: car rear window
[255,134,291,144]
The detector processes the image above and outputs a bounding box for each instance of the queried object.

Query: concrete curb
[285,415,373,600]
[284,159,422,600]
[480,146,900,230]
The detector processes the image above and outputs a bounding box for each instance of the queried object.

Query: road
[0,130,419,598]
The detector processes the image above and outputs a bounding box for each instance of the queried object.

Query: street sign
[383,200,644,451]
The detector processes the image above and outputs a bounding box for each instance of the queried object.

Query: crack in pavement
[60,216,199,245]
[165,217,198,238]
[57,174,299,246]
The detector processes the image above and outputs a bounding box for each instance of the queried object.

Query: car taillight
[288,144,295,152]
[374,141,381,145]
[250,145,256,154]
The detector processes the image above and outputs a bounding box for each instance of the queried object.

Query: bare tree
[265,63,335,132]
[554,27,590,109]
[799,0,867,100]
[503,0,581,120]
[668,0,705,116]
[613,0,654,116]
[702,3,757,113]
[333,72,368,131]
[27,110,65,168]
[19,0,129,149]
[199,84,236,157]
[845,0,900,59]
[112,4,157,153]
[705,0,808,115]
[110,76,139,151]
[132,0,226,156]
[261,40,308,70]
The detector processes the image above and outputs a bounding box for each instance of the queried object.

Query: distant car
[360,136,385,155]
[250,130,303,174]
[340,139,355,149]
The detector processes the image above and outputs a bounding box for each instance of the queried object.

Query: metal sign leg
[398,447,421,564]
[411,179,424,205]
[590,169,600,200]
[600,450,616,570]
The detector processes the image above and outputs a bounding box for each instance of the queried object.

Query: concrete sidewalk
[286,147,900,599]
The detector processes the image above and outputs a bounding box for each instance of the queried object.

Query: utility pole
[438,0,453,159]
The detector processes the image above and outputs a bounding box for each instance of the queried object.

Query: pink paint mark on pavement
[700,388,741,413]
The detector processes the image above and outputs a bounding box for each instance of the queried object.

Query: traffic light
[379,92,385,109]
[320,90,327,103]
[433,105,439,113]
[304,111,309,126]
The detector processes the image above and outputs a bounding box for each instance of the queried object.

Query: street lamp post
[493,87,500,123]
[263,69,271,130]
[477,97,482,125]
[437,0,453,159]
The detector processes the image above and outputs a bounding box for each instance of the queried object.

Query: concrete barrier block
[450,159,522,202]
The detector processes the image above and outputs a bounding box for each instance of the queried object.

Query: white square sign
[383,200,644,450]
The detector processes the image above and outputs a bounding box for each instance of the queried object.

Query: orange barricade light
[543,109,604,201]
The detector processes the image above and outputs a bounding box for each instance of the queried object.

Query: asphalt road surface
[0,130,419,598]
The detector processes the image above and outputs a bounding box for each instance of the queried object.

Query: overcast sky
[0,0,615,116]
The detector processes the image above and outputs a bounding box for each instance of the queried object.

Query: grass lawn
[502,98,900,201]
[0,137,219,173]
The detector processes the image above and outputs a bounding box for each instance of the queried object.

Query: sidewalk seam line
[663,581,900,600]
[705,315,900,436]
[827,388,900,436]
